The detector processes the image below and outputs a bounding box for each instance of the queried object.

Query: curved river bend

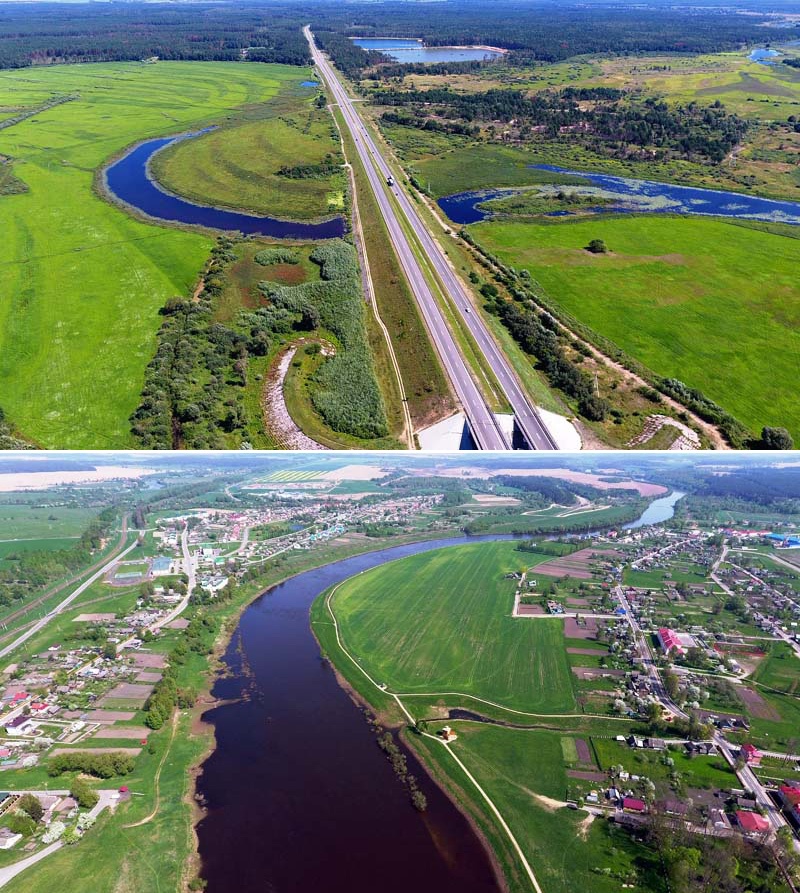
[196,497,682,891]
[439,168,800,226]
[103,131,345,240]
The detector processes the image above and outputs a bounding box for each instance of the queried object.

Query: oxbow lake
[623,491,685,530]
[195,498,679,891]
[103,130,345,239]
[438,166,800,226]
[352,37,504,64]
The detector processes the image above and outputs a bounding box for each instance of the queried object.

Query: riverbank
[184,528,469,887]
[97,130,345,240]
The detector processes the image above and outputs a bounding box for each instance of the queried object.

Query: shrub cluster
[132,238,387,445]
[254,247,300,265]
[49,751,135,779]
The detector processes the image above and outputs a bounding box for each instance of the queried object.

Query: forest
[310,1,798,67]
[373,87,750,163]
[0,2,310,69]
[1,2,795,72]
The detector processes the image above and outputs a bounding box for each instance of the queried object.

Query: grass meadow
[0,62,318,447]
[472,215,800,438]
[330,541,576,713]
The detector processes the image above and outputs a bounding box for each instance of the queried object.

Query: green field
[591,737,735,792]
[0,61,321,447]
[752,641,800,695]
[471,215,800,437]
[0,505,96,539]
[329,541,576,713]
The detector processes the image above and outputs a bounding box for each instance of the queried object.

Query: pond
[353,37,504,64]
[438,167,800,226]
[749,47,781,65]
[103,130,345,240]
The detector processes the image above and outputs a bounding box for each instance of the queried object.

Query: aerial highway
[305,27,558,451]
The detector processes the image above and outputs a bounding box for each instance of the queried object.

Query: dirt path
[263,346,327,450]
[122,709,179,828]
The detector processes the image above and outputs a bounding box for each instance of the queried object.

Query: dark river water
[195,494,677,891]
[103,131,345,240]
[438,167,800,226]
[195,535,506,893]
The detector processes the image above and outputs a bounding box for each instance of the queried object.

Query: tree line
[0,3,310,69]
[311,1,798,68]
[373,86,749,163]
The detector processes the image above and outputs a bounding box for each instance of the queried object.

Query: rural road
[306,26,558,451]
[0,522,141,661]
[0,790,117,888]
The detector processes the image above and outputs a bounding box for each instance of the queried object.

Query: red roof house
[622,797,647,813]
[779,785,800,807]
[740,743,762,766]
[735,811,770,834]
[657,628,685,656]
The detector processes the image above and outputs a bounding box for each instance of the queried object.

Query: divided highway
[306,27,558,451]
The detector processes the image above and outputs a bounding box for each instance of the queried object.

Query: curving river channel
[196,496,682,891]
[103,131,345,240]
[438,169,800,226]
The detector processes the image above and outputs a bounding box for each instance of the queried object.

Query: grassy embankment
[0,62,355,448]
[331,106,455,432]
[151,82,346,222]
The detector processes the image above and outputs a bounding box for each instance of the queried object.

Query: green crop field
[0,61,324,448]
[0,537,79,568]
[752,642,800,695]
[472,215,800,438]
[330,541,576,713]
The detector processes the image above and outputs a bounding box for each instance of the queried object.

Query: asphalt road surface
[306,27,558,451]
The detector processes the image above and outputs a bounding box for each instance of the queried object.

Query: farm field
[471,215,800,438]
[0,61,325,448]
[329,541,576,713]
[752,642,800,695]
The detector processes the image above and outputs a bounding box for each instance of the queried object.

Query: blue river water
[749,47,781,65]
[438,166,800,226]
[103,130,345,239]
[623,491,685,530]
[353,37,503,64]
